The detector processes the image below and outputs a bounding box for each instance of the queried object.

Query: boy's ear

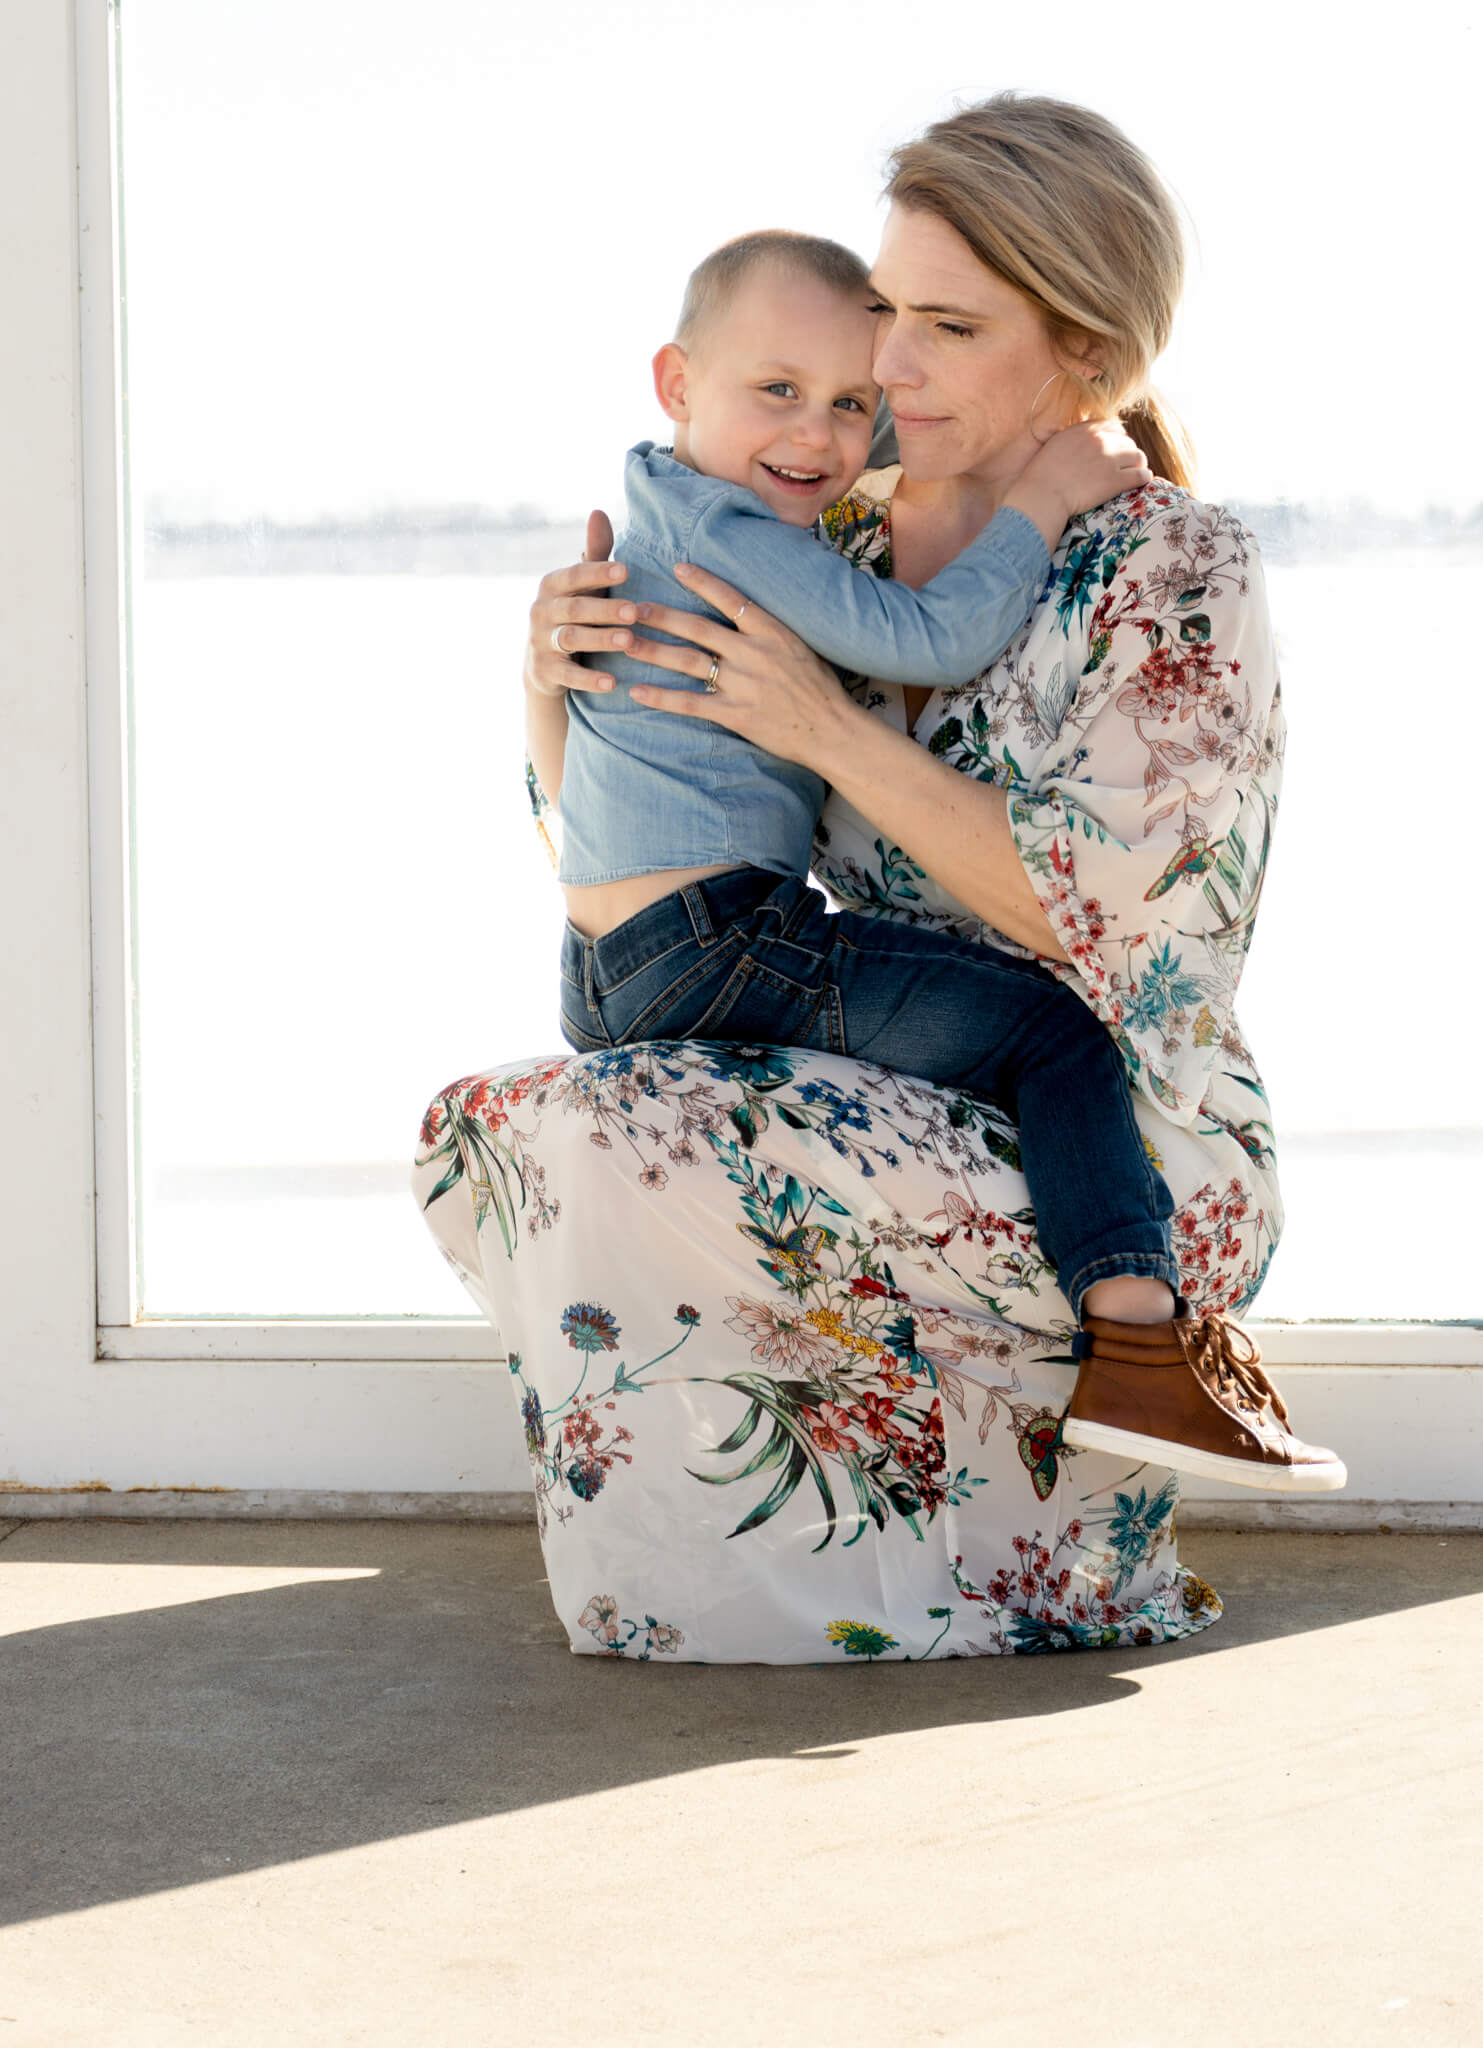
[652,342,691,423]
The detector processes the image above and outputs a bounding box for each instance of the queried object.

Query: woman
[413,94,1290,1661]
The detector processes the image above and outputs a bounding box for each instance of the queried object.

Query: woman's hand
[525,511,645,698]
[626,560,858,776]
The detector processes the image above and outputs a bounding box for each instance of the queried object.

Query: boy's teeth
[770,465,822,481]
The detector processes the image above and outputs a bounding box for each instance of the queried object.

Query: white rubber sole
[1060,1417,1348,1492]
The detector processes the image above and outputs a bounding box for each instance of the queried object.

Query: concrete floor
[0,1521,1478,2046]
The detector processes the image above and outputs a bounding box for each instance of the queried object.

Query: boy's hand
[1003,418,1154,550]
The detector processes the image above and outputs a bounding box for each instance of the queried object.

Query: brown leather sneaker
[1060,1309,1347,1491]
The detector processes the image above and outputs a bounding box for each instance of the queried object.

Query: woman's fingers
[550,592,639,628]
[621,633,720,679]
[624,600,733,652]
[529,653,617,694]
[628,683,718,718]
[581,508,615,564]
[672,560,752,622]
[538,556,628,602]
[549,623,640,657]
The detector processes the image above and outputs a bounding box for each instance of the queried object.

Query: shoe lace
[1177,1315,1292,1430]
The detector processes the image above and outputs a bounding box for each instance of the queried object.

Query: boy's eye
[865,300,892,315]
[833,395,867,413]
[762,381,797,398]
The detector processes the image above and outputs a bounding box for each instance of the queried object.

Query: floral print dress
[411,469,1283,1663]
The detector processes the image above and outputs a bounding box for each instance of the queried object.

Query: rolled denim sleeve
[683,493,1049,686]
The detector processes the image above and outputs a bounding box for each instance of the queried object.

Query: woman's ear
[1052,326,1104,385]
[652,343,691,423]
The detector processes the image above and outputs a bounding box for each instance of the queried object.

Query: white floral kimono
[412,472,1283,1663]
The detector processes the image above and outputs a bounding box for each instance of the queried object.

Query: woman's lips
[892,413,951,432]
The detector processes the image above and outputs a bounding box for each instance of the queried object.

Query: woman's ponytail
[1119,392,1196,492]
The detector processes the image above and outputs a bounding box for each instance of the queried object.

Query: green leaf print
[687,1373,839,1551]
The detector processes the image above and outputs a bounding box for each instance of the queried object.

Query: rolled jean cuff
[1065,1249,1182,1327]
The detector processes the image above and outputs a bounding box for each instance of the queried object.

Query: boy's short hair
[675,230,871,350]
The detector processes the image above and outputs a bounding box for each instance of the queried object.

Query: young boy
[546,229,1344,1493]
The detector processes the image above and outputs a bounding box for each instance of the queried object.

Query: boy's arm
[684,492,1050,686]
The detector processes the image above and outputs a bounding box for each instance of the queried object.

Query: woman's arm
[524,677,571,812]
[621,560,1070,959]
[818,709,1072,961]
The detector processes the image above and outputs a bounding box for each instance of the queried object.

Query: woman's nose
[872,324,922,392]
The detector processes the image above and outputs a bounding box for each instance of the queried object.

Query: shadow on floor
[1,1520,1477,1927]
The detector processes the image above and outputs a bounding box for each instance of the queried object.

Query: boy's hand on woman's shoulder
[1004,418,1152,550]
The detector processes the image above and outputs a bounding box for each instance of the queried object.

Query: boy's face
[656,267,879,526]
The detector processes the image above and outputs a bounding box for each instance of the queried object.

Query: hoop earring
[1027,371,1063,444]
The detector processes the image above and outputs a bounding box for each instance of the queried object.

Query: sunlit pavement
[1,1520,1477,2045]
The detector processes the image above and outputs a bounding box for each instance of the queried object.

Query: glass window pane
[118,1,1480,1317]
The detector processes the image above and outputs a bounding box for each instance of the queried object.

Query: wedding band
[703,653,721,694]
[549,626,567,655]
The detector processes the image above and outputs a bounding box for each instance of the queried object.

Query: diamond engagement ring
[703,653,722,694]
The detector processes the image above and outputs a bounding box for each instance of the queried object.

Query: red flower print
[851,1391,903,1445]
[809,1400,860,1456]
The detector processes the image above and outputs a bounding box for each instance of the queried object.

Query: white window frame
[77,0,1480,1378]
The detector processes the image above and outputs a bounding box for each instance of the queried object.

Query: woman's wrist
[797,678,869,779]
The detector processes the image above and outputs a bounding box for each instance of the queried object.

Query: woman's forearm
[817,699,1071,962]
[525,681,569,810]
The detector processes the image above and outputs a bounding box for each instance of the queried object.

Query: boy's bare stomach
[562,863,749,942]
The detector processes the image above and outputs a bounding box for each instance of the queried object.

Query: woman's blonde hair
[885,93,1196,489]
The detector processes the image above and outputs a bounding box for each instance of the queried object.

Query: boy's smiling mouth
[761,462,827,494]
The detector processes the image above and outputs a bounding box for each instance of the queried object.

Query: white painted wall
[1,2,108,1489]
[0,6,1477,1526]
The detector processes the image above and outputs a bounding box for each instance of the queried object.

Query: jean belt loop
[680,881,716,947]
[581,939,600,1017]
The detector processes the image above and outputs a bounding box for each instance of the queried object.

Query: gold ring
[703,653,721,694]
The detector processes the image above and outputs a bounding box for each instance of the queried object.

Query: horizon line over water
[138,499,1483,578]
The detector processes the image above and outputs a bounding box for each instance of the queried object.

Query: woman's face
[868,203,1085,485]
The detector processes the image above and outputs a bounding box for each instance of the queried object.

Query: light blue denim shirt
[557,440,1050,886]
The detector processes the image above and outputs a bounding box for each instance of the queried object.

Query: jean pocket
[690,954,843,1053]
[608,926,749,1044]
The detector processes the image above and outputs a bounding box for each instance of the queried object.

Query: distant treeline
[142,498,1483,576]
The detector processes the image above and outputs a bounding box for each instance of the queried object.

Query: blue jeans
[559,866,1177,1321]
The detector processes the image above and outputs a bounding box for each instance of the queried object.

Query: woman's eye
[938,322,974,339]
[865,300,892,315]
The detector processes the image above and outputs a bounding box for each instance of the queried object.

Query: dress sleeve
[1005,495,1283,1125]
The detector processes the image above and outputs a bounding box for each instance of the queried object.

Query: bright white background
[125,0,1481,522]
[119,0,1483,1320]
